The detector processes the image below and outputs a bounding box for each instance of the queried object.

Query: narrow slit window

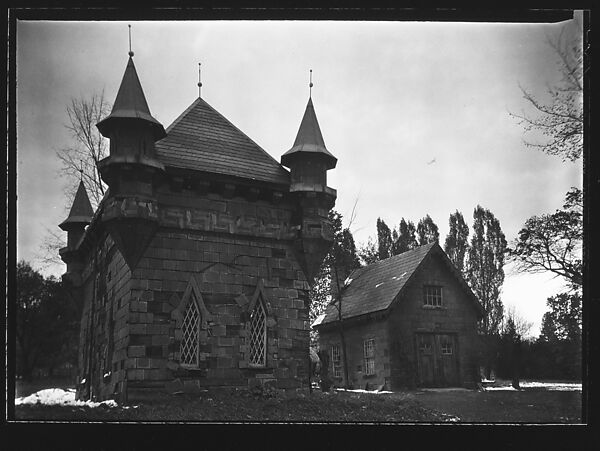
[331,344,341,378]
[180,294,201,367]
[249,296,267,367]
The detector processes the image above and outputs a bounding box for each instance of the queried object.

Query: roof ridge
[163,97,205,135]
[195,97,287,171]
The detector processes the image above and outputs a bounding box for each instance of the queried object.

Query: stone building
[58,51,337,402]
[313,243,482,390]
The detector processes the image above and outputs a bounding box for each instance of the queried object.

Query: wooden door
[435,334,458,386]
[416,333,459,387]
[416,334,435,386]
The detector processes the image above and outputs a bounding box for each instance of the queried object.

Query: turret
[281,90,337,282]
[59,181,94,284]
[96,51,166,269]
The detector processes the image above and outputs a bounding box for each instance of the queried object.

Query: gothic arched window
[172,275,212,369]
[180,292,201,367]
[249,295,267,367]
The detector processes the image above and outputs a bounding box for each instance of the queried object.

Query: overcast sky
[16,16,583,336]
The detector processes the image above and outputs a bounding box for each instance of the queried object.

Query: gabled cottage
[58,50,338,402]
[313,243,483,389]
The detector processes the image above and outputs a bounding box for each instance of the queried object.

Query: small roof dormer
[96,56,166,141]
[59,181,94,231]
[281,97,337,170]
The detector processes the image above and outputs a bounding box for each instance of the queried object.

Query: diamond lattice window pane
[180,298,200,366]
[249,298,267,366]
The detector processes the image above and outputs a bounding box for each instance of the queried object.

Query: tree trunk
[511,338,521,389]
[333,265,351,388]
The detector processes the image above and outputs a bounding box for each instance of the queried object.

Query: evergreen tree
[376,218,393,260]
[358,236,379,265]
[16,261,81,380]
[537,292,582,379]
[444,210,470,275]
[466,206,507,380]
[416,214,440,245]
[466,206,507,337]
[310,210,360,387]
[392,218,418,255]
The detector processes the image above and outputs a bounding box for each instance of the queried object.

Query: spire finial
[198,62,202,97]
[309,69,313,98]
[128,24,134,57]
[79,159,84,181]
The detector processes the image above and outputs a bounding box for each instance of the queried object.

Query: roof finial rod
[79,159,84,181]
[309,69,313,98]
[198,62,202,98]
[128,24,134,57]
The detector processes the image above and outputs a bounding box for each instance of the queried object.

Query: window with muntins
[441,340,453,355]
[249,296,267,367]
[331,344,341,378]
[180,293,201,367]
[423,285,443,307]
[364,338,375,375]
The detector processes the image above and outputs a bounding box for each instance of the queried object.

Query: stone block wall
[318,316,390,390]
[76,234,131,402]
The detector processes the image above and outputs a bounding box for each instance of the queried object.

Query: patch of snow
[483,386,518,391]
[15,388,129,408]
[335,388,393,394]
[312,313,326,327]
[520,381,582,391]
[481,378,495,383]
[375,283,384,288]
[344,277,353,287]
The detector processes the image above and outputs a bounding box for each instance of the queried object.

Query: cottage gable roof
[97,56,166,140]
[315,242,480,327]
[155,97,290,186]
[59,181,94,230]
[281,98,337,169]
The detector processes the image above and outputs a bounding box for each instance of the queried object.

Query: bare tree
[35,92,110,271]
[510,17,584,162]
[503,305,534,340]
[58,92,111,208]
[508,187,582,289]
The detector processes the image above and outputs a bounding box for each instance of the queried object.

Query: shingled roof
[155,97,290,186]
[59,181,94,230]
[281,97,337,170]
[97,56,166,140]
[314,242,480,327]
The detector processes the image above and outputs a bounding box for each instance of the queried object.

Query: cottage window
[441,341,453,355]
[423,285,443,307]
[331,344,342,378]
[180,293,201,367]
[249,295,267,367]
[363,338,375,376]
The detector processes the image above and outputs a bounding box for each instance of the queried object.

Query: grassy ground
[409,388,581,423]
[14,388,453,422]
[13,379,582,423]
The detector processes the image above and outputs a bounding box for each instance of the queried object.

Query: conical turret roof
[281,97,337,169]
[97,56,166,140]
[59,181,94,230]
